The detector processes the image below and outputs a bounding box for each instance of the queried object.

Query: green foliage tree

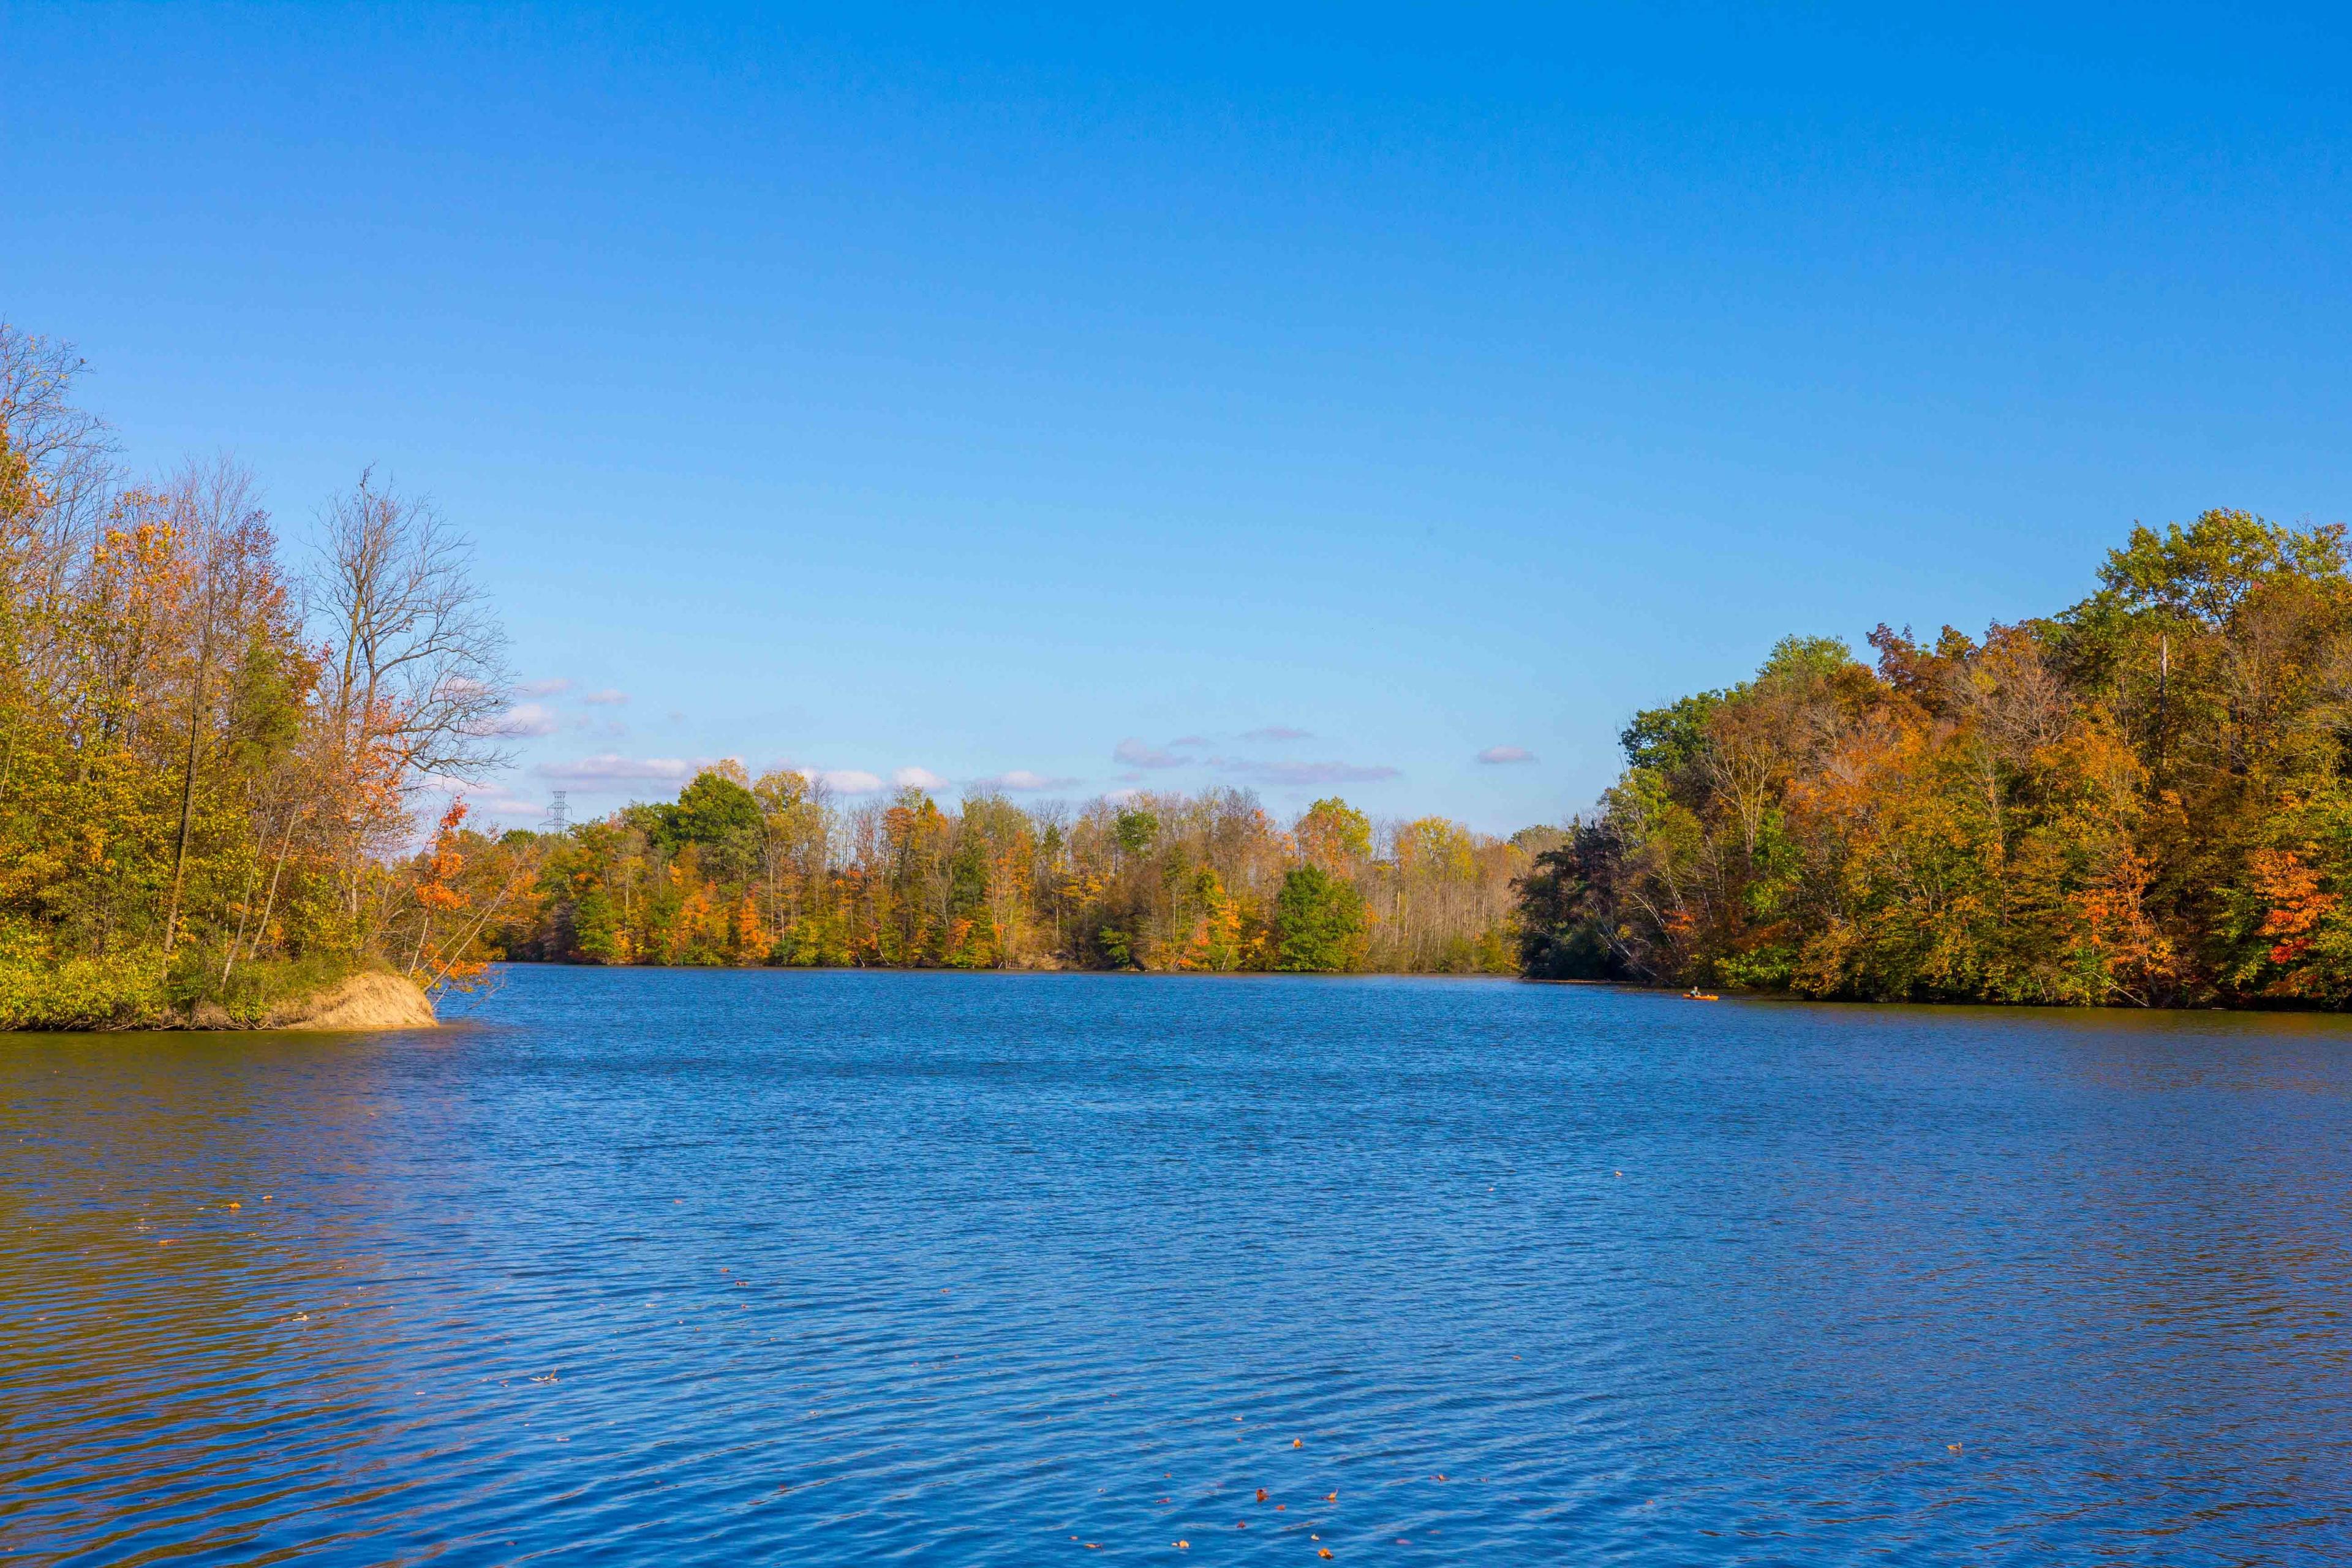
[1272,864,1367,973]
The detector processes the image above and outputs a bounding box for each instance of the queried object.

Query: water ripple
[5,970,2351,1563]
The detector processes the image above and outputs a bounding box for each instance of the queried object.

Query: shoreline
[4,971,437,1034]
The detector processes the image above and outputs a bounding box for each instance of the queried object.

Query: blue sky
[5,2,2347,831]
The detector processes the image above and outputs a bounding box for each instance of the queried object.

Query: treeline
[1518,510,2352,1006]
[0,323,511,1025]
[477,775,1548,973]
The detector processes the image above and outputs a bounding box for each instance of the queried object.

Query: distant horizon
[9,2,2345,835]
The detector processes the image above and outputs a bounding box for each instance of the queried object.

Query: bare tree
[0,323,117,595]
[311,471,511,926]
[314,469,513,788]
[0,325,121,788]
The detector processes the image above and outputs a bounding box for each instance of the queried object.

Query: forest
[0,323,512,1025]
[480,776,1546,974]
[1518,509,2352,1006]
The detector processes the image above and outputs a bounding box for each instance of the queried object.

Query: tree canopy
[1518,509,2352,1006]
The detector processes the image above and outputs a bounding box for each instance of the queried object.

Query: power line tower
[540,790,569,832]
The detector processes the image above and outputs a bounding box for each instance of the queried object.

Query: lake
[4,968,2350,1564]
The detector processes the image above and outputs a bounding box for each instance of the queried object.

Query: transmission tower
[541,790,570,832]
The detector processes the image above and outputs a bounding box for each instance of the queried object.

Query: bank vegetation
[0,322,505,1026]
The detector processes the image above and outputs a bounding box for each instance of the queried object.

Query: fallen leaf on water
[1320,1551,1333,1560]
[1292,1438,1302,1448]
[1256,1489,1267,1503]
[1327,1492,1336,1501]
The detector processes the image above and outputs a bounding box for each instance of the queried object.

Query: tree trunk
[249,805,302,961]
[162,653,209,952]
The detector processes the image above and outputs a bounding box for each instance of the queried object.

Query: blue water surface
[4,968,2350,1564]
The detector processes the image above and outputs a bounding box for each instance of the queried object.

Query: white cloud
[466,791,557,820]
[582,688,629,706]
[491,702,561,738]
[1167,734,1210,748]
[894,766,951,791]
[538,753,704,785]
[1104,786,1143,804]
[979,769,1080,792]
[796,767,884,794]
[1220,758,1401,786]
[1477,745,1537,765]
[1243,725,1313,743]
[1114,737,1193,769]
[516,677,573,697]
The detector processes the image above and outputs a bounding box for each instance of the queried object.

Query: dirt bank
[191,972,438,1031]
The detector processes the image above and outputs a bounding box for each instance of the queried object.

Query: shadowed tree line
[1518,510,2352,1006]
[0,322,511,1025]
[480,778,1550,973]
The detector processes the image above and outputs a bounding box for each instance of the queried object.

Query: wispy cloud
[462,790,556,820]
[538,753,705,785]
[1114,737,1194,769]
[894,766,951,791]
[978,769,1079,792]
[582,688,629,706]
[1218,758,1401,786]
[1477,745,1537,764]
[796,767,884,794]
[491,702,561,738]
[1243,725,1313,743]
[516,677,573,698]
[1167,734,1210,748]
